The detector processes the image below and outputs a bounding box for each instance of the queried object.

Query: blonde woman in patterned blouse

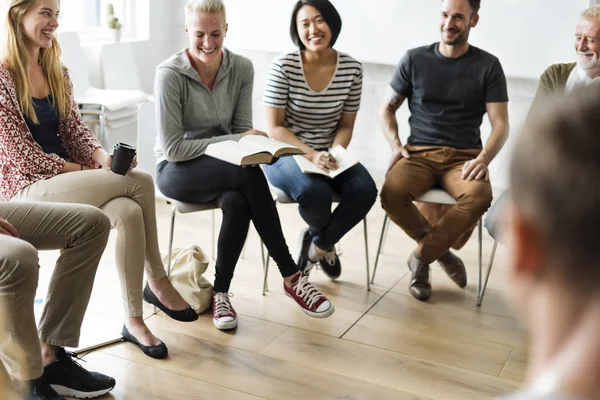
[0,0,194,360]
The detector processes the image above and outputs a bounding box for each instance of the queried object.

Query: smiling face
[575,16,600,77]
[440,0,478,46]
[185,10,227,64]
[296,5,332,52]
[20,0,60,50]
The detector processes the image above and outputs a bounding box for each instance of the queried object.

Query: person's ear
[185,25,189,38]
[224,23,228,37]
[471,13,479,28]
[508,205,543,279]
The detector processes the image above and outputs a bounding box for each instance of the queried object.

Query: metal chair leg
[167,205,176,277]
[262,247,271,296]
[380,214,391,254]
[99,105,108,149]
[477,218,483,303]
[260,240,269,293]
[371,215,389,284]
[363,218,370,291]
[211,209,216,260]
[477,240,498,307]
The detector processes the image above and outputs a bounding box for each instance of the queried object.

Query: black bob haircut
[289,0,342,50]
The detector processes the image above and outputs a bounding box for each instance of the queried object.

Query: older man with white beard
[484,4,600,242]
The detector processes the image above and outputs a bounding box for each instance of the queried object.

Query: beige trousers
[14,169,167,317]
[0,201,110,380]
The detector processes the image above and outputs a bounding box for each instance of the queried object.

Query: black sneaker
[26,376,65,400]
[318,248,342,280]
[44,348,115,399]
[295,227,314,275]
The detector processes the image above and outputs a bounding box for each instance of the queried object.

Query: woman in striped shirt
[264,0,377,279]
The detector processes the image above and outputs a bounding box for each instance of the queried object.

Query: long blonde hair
[1,0,69,123]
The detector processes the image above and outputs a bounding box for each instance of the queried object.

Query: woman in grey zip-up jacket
[154,0,335,331]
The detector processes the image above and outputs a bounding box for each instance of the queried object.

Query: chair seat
[173,200,219,214]
[76,88,150,112]
[271,186,343,204]
[416,189,456,205]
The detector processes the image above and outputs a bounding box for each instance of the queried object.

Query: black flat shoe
[121,325,168,359]
[143,283,198,322]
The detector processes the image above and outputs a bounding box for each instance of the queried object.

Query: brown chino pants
[380,145,493,263]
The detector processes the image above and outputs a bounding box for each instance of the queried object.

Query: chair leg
[99,105,108,149]
[371,215,389,284]
[380,214,391,254]
[262,245,271,296]
[260,239,269,293]
[477,218,483,304]
[363,218,370,292]
[477,240,498,307]
[211,209,216,260]
[167,205,176,277]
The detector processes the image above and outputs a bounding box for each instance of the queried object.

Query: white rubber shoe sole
[52,384,114,399]
[213,317,238,330]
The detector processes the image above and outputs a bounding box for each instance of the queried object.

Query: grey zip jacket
[154,48,254,164]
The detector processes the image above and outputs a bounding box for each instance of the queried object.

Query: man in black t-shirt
[379,0,509,302]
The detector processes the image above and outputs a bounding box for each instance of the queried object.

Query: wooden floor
[35,190,527,400]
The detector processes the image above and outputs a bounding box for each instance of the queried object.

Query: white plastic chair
[100,42,154,102]
[58,31,150,147]
[371,188,498,306]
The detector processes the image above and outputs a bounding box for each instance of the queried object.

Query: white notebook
[293,146,358,178]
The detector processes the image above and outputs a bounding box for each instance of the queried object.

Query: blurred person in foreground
[501,84,600,399]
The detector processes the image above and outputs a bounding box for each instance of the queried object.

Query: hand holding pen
[311,150,339,172]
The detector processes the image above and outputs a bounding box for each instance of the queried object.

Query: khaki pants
[381,145,493,263]
[0,202,110,380]
[14,169,167,317]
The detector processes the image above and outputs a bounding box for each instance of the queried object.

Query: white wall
[82,0,185,92]
[75,0,586,185]
[223,0,588,79]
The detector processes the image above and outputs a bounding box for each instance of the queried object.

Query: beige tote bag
[163,245,213,314]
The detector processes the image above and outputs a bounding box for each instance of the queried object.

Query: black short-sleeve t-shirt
[390,43,508,149]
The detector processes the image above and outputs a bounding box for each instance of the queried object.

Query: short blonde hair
[582,4,600,20]
[185,0,226,22]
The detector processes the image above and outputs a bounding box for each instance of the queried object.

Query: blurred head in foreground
[506,83,600,397]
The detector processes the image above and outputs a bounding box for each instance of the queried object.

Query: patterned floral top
[0,64,101,200]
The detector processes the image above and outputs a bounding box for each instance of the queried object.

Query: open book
[293,146,358,178]
[205,135,304,166]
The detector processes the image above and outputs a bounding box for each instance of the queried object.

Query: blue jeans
[264,156,377,250]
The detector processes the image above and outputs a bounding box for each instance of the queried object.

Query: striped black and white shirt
[263,51,363,149]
